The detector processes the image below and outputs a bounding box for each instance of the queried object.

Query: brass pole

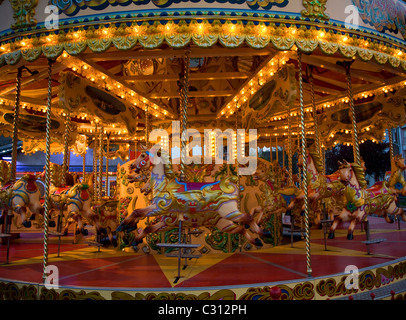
[62,111,71,186]
[298,51,312,278]
[180,47,191,183]
[388,128,394,159]
[287,106,293,186]
[98,126,104,201]
[11,67,23,183]
[42,59,54,284]
[93,124,98,201]
[105,133,110,196]
[338,60,361,166]
[309,66,321,157]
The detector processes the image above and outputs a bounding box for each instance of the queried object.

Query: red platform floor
[0,216,405,289]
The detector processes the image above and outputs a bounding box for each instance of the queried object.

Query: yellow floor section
[153,251,233,287]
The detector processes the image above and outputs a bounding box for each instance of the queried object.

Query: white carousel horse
[0,174,55,228]
[116,145,270,248]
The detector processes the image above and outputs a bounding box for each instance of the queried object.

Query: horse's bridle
[134,151,152,171]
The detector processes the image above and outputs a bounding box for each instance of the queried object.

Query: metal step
[166,253,202,259]
[320,219,333,224]
[0,233,11,238]
[362,238,386,245]
[86,241,103,247]
[49,231,64,236]
[187,230,203,235]
[156,243,200,249]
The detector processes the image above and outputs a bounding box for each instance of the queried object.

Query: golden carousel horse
[328,160,406,240]
[252,161,289,215]
[285,148,345,226]
[387,154,406,196]
[117,145,270,248]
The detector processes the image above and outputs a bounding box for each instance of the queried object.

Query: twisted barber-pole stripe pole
[42,59,54,284]
[298,52,312,277]
[180,47,191,183]
[339,60,361,167]
[11,67,22,183]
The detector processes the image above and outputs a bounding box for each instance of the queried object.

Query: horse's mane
[158,149,176,179]
[351,162,368,189]
[308,147,323,174]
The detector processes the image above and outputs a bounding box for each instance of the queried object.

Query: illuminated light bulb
[342,36,348,42]
[318,31,325,38]
[197,23,205,33]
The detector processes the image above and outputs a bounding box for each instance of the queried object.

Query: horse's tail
[219,175,238,194]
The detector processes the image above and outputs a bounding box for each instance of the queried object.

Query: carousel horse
[116,145,270,247]
[2,174,55,228]
[328,160,406,240]
[285,148,345,226]
[252,162,289,215]
[387,154,406,196]
[60,172,105,236]
[92,200,119,247]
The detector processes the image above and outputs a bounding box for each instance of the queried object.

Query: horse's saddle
[367,181,391,198]
[175,180,221,192]
[24,174,38,193]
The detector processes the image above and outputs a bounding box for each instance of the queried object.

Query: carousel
[0,0,405,301]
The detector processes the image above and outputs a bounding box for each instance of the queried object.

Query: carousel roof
[0,0,405,154]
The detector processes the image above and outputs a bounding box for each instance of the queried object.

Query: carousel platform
[0,216,406,300]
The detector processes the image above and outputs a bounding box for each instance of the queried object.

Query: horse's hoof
[254,238,263,247]
[131,239,143,247]
[48,221,56,228]
[100,237,110,245]
[112,236,118,247]
[63,230,68,236]
[328,232,335,239]
[81,229,89,236]
[22,220,31,228]
[263,230,272,237]
[75,229,81,235]
[29,215,36,220]
[99,227,107,235]
[347,233,354,240]
[300,210,305,216]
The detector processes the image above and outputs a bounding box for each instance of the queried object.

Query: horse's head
[130,145,153,173]
[393,154,406,171]
[337,160,353,185]
[252,163,269,181]
[297,154,304,168]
